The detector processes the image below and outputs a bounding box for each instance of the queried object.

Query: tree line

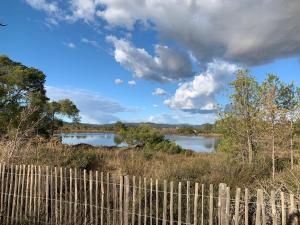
[0,56,80,139]
[217,70,300,179]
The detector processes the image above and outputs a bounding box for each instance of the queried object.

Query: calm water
[61,132,219,153]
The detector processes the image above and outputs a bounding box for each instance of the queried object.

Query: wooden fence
[0,164,299,225]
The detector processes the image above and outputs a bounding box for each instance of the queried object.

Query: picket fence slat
[0,163,297,225]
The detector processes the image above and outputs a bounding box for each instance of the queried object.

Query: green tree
[48,99,80,135]
[218,70,260,163]
[114,123,183,153]
[0,56,48,135]
[0,56,80,137]
[259,74,295,179]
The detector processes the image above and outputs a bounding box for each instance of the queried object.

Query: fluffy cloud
[97,0,300,66]
[26,0,300,66]
[148,111,217,125]
[106,36,193,82]
[152,88,167,96]
[165,60,239,113]
[114,78,124,85]
[128,80,136,86]
[46,86,130,123]
[25,0,59,14]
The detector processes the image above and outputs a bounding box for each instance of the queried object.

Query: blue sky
[1,0,300,124]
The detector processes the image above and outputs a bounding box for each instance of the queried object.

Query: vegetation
[114,122,184,154]
[61,121,218,136]
[217,70,300,179]
[0,56,79,138]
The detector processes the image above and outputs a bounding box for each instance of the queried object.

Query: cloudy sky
[1,0,300,124]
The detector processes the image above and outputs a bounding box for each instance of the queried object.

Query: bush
[61,150,99,170]
[115,123,184,154]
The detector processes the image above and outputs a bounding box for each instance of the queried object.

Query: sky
[1,0,300,125]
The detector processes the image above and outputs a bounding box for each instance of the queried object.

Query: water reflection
[61,132,219,153]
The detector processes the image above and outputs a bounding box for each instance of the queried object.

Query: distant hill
[64,121,214,129]
[61,122,217,136]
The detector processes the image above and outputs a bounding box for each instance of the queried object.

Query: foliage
[0,56,80,138]
[114,122,184,153]
[217,70,300,178]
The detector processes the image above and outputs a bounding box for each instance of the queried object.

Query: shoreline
[56,130,222,137]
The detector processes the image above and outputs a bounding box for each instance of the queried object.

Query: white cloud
[114,78,124,85]
[25,0,59,14]
[81,38,101,49]
[63,42,76,48]
[153,104,158,108]
[106,36,193,83]
[152,88,167,96]
[148,111,217,125]
[165,60,239,114]
[67,0,98,22]
[128,80,136,86]
[46,86,129,124]
[97,0,300,66]
[25,0,300,67]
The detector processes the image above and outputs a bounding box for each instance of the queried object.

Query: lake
[61,132,219,153]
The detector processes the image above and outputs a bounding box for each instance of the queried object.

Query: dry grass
[0,141,275,190]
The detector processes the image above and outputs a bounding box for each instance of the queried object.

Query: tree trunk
[272,129,275,181]
[247,135,253,164]
[290,121,294,170]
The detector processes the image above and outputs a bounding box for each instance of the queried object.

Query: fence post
[83,169,87,225]
[234,188,241,225]
[7,165,14,224]
[89,170,94,225]
[170,181,174,225]
[156,179,159,225]
[150,178,153,225]
[4,164,9,216]
[194,183,199,225]
[186,181,191,225]
[120,176,124,225]
[132,176,136,225]
[219,183,227,225]
[54,167,58,224]
[261,190,266,225]
[95,171,99,225]
[107,172,111,225]
[209,184,214,225]
[281,192,286,225]
[163,180,167,225]
[113,177,117,225]
[11,165,19,223]
[201,184,205,225]
[138,177,142,225]
[59,167,63,224]
[289,194,296,224]
[38,166,41,222]
[225,187,230,225]
[178,182,182,225]
[100,172,104,225]
[255,189,263,225]
[74,168,78,225]
[69,169,73,224]
[144,178,147,225]
[32,166,36,222]
[16,165,22,221]
[271,190,277,225]
[245,188,249,225]
[124,176,129,225]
